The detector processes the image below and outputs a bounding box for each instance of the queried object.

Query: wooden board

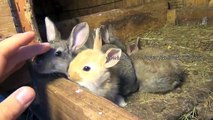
[0,0,16,39]
[176,7,213,25]
[33,0,158,19]
[168,0,210,9]
[56,0,168,42]
[1,1,140,119]
[209,0,213,6]
[14,0,41,43]
[46,78,139,120]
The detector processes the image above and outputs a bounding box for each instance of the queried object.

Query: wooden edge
[14,0,41,43]
[9,1,140,119]
[57,0,168,42]
[0,0,17,38]
[176,7,213,25]
[46,78,140,120]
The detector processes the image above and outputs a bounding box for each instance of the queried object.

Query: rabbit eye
[83,66,91,71]
[55,51,62,57]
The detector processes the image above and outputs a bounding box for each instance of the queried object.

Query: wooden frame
[7,0,142,119]
[2,0,169,119]
[1,0,213,119]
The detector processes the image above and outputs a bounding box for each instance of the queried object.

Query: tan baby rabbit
[128,38,185,93]
[68,28,127,106]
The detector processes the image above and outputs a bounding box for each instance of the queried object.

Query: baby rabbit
[100,25,127,52]
[68,28,127,106]
[100,25,139,97]
[128,38,185,93]
[32,17,89,74]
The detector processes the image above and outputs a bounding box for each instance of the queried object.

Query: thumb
[0,86,35,120]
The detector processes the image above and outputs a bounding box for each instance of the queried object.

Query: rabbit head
[99,25,126,52]
[68,28,122,91]
[32,17,89,74]
[127,37,140,56]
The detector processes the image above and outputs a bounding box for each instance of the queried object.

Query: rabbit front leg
[115,95,127,107]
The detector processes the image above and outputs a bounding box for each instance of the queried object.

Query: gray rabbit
[29,17,90,119]
[128,38,185,93]
[99,25,139,97]
[100,25,127,52]
[32,17,89,75]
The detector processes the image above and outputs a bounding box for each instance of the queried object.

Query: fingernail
[23,31,35,36]
[40,43,51,51]
[14,87,35,108]
[23,31,35,34]
[40,42,50,46]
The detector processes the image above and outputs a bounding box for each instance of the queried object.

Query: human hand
[0,31,50,82]
[0,31,50,120]
[0,86,35,120]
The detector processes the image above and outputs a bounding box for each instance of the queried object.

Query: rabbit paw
[116,95,127,107]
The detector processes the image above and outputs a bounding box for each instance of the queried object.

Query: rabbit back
[131,47,184,93]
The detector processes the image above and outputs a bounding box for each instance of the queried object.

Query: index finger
[0,31,35,59]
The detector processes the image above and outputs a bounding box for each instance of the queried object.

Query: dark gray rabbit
[32,17,90,74]
[100,25,127,52]
[128,38,185,93]
[29,17,90,119]
[99,25,139,97]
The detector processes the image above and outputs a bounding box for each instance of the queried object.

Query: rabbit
[28,17,91,119]
[100,24,127,52]
[84,24,126,51]
[99,25,139,97]
[127,38,185,93]
[31,17,90,75]
[67,28,127,107]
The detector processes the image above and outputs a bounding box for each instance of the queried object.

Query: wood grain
[56,0,168,42]
[176,7,213,25]
[14,0,41,43]
[47,78,140,120]
[0,0,16,39]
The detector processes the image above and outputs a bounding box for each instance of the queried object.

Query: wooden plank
[57,0,168,42]
[185,0,209,7]
[0,0,16,39]
[123,0,143,8]
[176,7,213,25]
[167,9,177,25]
[35,0,160,19]
[210,0,213,6]
[4,1,140,119]
[46,78,140,120]
[14,0,41,43]
[168,0,210,9]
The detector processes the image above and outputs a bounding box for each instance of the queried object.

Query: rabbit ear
[104,48,121,68]
[45,17,61,42]
[93,28,102,50]
[100,25,110,43]
[69,22,89,52]
[127,37,140,55]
